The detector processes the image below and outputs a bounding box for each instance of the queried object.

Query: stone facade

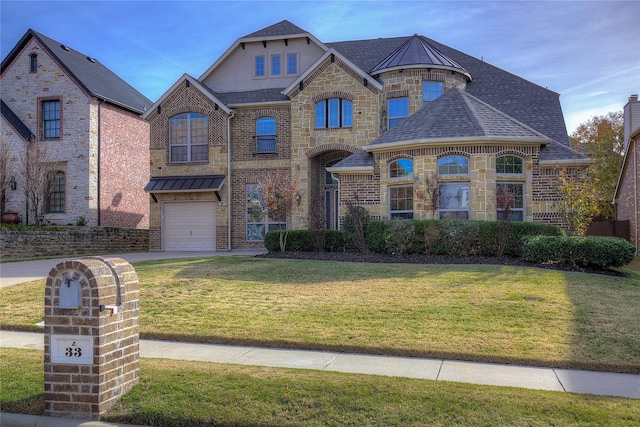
[1,31,150,229]
[615,137,639,250]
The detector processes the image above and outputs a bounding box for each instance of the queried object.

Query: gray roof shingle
[1,99,35,141]
[211,88,289,105]
[1,30,152,114]
[243,20,310,38]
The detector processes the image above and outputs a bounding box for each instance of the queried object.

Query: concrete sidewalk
[3,330,639,400]
[0,250,266,288]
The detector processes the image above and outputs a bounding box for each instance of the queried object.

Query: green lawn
[2,256,639,372]
[2,348,639,427]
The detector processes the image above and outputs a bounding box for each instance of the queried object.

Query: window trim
[496,155,524,175]
[496,182,525,221]
[41,98,61,140]
[255,117,276,154]
[314,98,353,129]
[389,184,414,219]
[437,155,469,176]
[438,182,470,220]
[168,113,209,163]
[46,170,65,214]
[388,97,409,129]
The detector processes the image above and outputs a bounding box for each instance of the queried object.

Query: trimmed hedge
[367,219,564,257]
[522,235,636,269]
[264,230,347,252]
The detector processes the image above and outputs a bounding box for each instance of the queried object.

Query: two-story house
[144,20,590,252]
[1,29,151,228]
[614,94,640,250]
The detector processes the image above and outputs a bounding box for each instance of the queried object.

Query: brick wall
[0,227,149,260]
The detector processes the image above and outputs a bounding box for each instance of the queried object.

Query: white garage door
[163,202,216,251]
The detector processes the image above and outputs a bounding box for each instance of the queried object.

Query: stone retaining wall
[0,227,149,260]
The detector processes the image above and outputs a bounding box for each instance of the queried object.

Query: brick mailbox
[44,257,140,420]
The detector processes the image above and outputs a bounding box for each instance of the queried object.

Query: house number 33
[65,344,82,357]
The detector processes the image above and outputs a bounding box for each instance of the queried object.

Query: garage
[163,201,216,251]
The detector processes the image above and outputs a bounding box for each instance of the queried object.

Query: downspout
[227,110,236,251]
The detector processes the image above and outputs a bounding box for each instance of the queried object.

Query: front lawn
[1,256,639,372]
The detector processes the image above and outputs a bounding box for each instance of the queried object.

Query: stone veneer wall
[615,139,639,249]
[0,227,149,260]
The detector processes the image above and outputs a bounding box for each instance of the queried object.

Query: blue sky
[2,0,638,134]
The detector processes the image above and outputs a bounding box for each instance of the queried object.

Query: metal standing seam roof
[144,175,225,193]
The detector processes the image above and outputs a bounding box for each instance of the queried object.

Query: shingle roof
[243,20,310,38]
[1,29,152,114]
[370,35,470,79]
[0,99,35,141]
[329,148,375,170]
[211,88,289,105]
[368,87,549,146]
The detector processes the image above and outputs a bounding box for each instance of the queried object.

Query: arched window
[315,98,352,128]
[389,159,413,178]
[256,117,276,153]
[46,171,65,213]
[169,113,208,162]
[437,155,469,175]
[496,155,524,174]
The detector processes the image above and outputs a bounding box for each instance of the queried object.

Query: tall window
[46,171,65,213]
[389,185,414,219]
[423,81,444,105]
[246,184,285,241]
[256,117,276,153]
[389,159,413,178]
[255,56,265,77]
[439,183,470,220]
[496,155,524,174]
[287,53,297,75]
[497,183,524,221]
[315,98,352,128]
[388,98,408,129]
[42,100,60,139]
[271,55,281,76]
[169,113,208,162]
[437,155,469,175]
[30,54,38,73]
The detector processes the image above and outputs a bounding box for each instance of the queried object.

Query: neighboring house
[613,94,640,251]
[1,29,151,228]
[144,20,590,251]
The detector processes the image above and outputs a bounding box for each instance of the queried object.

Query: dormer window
[29,54,38,73]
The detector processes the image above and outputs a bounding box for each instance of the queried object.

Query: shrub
[522,235,636,269]
[384,218,416,255]
[264,230,347,252]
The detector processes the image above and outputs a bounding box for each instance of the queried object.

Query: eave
[364,136,549,153]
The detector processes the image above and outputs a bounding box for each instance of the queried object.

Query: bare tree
[256,170,301,252]
[496,184,515,256]
[416,172,439,219]
[0,140,11,213]
[20,140,57,225]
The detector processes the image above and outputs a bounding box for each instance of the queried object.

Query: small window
[169,113,208,162]
[46,171,65,213]
[497,183,524,221]
[271,55,281,76]
[287,53,297,75]
[438,155,469,175]
[30,54,38,73]
[256,117,276,153]
[246,184,286,241]
[388,98,408,129]
[439,182,470,220]
[389,185,414,219]
[497,155,524,174]
[389,159,413,178]
[315,98,352,129]
[255,56,265,77]
[423,81,444,105]
[42,100,60,139]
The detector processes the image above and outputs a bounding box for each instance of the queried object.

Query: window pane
[170,146,187,162]
[189,114,208,144]
[47,171,65,213]
[315,101,326,128]
[271,55,281,75]
[190,144,208,162]
[342,100,352,127]
[255,56,265,77]
[390,159,413,178]
[328,98,340,128]
[42,100,60,139]
[388,98,408,129]
[439,183,470,210]
[423,81,444,105]
[257,117,276,135]
[390,185,414,215]
[287,53,297,74]
[30,54,37,72]
[496,155,523,174]
[169,114,188,145]
[438,155,469,175]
